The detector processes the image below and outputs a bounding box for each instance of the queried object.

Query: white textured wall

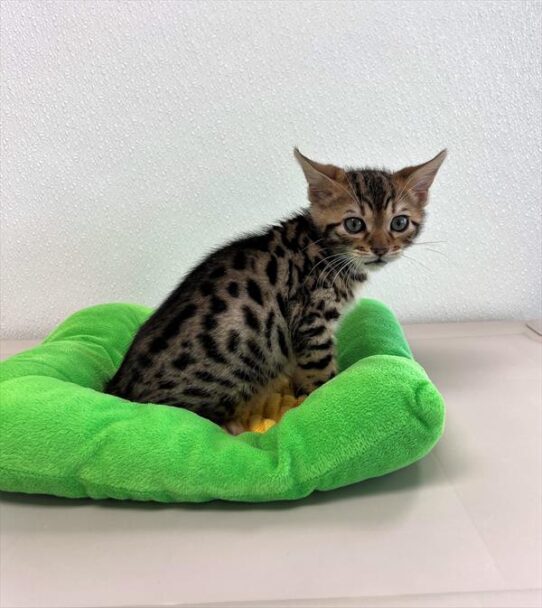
[1,0,541,338]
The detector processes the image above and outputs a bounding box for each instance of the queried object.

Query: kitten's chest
[289,281,353,327]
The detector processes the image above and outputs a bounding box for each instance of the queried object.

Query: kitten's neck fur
[269,210,367,297]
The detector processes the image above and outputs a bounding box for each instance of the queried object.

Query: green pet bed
[0,299,444,503]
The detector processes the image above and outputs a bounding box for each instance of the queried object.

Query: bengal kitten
[106,148,446,433]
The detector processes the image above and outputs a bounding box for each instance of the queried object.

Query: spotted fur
[106,148,446,429]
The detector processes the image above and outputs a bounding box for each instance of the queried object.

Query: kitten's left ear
[394,149,447,205]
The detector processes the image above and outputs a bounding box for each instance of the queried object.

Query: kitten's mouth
[366,259,387,266]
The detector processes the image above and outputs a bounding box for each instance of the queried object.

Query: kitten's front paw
[294,384,311,398]
[293,372,335,397]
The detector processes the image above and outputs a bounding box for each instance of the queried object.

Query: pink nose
[372,247,388,257]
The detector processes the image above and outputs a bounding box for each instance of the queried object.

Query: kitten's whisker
[412,240,448,246]
[305,253,344,282]
[301,237,326,253]
[331,257,354,289]
[409,242,449,258]
[314,257,337,288]
[317,257,343,288]
[314,254,346,274]
[416,246,448,258]
[328,257,348,287]
[318,255,347,288]
[400,253,432,272]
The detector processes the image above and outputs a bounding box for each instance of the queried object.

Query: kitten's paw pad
[223,420,246,436]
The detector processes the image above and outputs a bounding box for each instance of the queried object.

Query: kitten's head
[295,148,446,271]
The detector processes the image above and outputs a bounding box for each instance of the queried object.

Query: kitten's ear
[294,148,345,204]
[394,149,447,205]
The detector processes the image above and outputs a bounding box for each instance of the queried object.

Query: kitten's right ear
[394,149,447,206]
[294,148,344,204]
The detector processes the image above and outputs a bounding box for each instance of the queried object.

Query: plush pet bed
[0,299,445,503]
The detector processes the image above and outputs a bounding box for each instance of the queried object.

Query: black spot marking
[239,353,265,377]
[227,281,239,297]
[211,295,227,314]
[276,293,287,319]
[233,251,247,270]
[277,327,289,357]
[365,171,387,209]
[299,325,326,339]
[172,352,194,370]
[183,386,212,399]
[243,306,260,331]
[149,336,168,353]
[209,265,226,279]
[200,281,214,296]
[301,312,321,326]
[312,339,333,351]
[266,256,278,285]
[247,279,263,305]
[275,245,285,258]
[138,354,151,368]
[195,370,235,388]
[265,310,275,343]
[163,303,197,340]
[222,396,238,414]
[299,354,333,370]
[247,338,264,360]
[159,380,176,389]
[293,218,309,245]
[202,313,217,331]
[227,330,240,352]
[232,368,257,383]
[198,332,227,364]
[235,233,272,252]
[287,260,294,288]
[324,309,340,321]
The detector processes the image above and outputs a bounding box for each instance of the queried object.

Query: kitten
[105,148,446,433]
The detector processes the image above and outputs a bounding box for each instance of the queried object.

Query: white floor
[1,320,541,608]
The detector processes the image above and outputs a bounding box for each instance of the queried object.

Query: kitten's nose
[372,247,388,257]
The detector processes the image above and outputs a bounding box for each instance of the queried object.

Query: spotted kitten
[106,148,446,433]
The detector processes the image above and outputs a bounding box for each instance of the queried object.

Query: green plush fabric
[0,299,444,503]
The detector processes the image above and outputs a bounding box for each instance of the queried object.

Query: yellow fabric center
[239,376,307,433]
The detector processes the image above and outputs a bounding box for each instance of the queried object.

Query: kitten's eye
[390,215,409,232]
[344,217,366,234]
